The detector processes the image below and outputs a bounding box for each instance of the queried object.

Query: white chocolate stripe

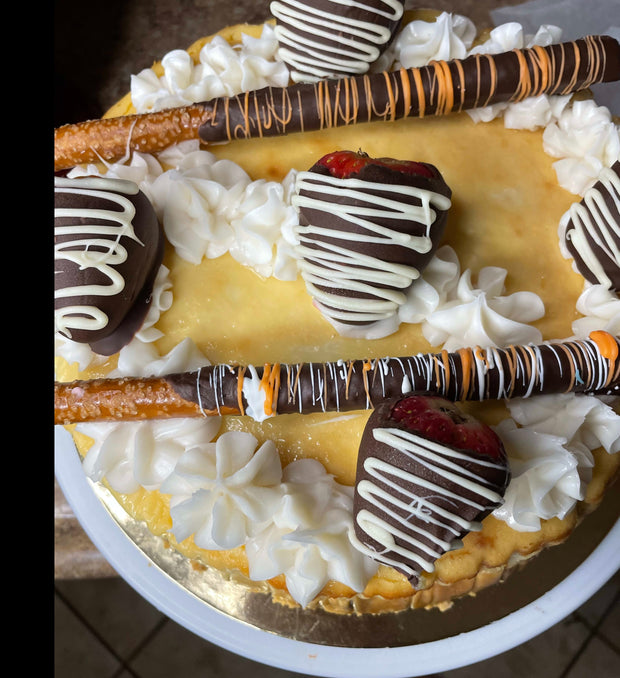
[357,479,465,548]
[292,171,451,323]
[368,433,504,506]
[271,0,404,82]
[353,427,505,575]
[54,177,142,339]
[375,428,506,493]
[357,478,464,539]
[358,505,450,561]
[563,165,620,288]
[352,510,437,575]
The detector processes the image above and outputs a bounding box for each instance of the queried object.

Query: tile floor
[55,570,620,678]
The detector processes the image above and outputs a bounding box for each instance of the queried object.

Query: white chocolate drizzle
[54,176,143,339]
[559,164,620,290]
[353,427,506,577]
[179,334,620,426]
[270,0,404,82]
[292,171,452,325]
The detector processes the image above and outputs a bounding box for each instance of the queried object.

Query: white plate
[55,424,620,678]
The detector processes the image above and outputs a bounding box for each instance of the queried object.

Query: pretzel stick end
[54,104,214,172]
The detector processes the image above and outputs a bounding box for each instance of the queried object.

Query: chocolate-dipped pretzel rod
[54,35,620,171]
[55,332,619,424]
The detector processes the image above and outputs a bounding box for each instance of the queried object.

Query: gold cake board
[56,426,620,649]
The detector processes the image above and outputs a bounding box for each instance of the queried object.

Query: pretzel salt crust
[55,332,620,425]
[54,35,620,171]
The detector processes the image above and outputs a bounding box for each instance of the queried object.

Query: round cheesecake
[55,10,620,614]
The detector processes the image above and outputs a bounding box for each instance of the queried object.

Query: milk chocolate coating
[198,35,620,143]
[271,0,403,81]
[296,159,451,324]
[53,36,620,172]
[54,333,620,425]
[352,396,510,585]
[54,176,164,355]
[561,160,620,291]
[164,334,620,417]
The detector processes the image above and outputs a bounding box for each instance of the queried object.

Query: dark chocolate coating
[271,0,403,81]
[198,35,620,143]
[53,36,620,172]
[54,176,164,355]
[164,334,620,417]
[296,159,451,324]
[54,333,620,424]
[352,396,510,585]
[562,160,620,291]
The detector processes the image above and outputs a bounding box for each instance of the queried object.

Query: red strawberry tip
[316,149,436,180]
[390,394,506,461]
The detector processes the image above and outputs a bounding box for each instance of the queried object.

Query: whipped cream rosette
[161,432,285,549]
[493,394,620,531]
[245,459,378,607]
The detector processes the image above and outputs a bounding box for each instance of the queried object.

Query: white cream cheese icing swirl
[80,417,222,495]
[161,432,285,550]
[493,393,620,531]
[68,142,300,281]
[376,10,476,70]
[572,284,620,337]
[161,447,378,604]
[421,257,545,350]
[543,100,620,197]
[245,459,378,607]
[131,24,290,113]
[491,419,592,532]
[77,338,222,493]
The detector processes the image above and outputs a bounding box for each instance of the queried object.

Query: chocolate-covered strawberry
[271,0,404,83]
[54,175,164,355]
[559,160,620,292]
[292,150,452,336]
[352,394,510,587]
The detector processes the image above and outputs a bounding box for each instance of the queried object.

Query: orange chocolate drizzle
[55,333,620,424]
[54,35,620,171]
[198,35,620,142]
